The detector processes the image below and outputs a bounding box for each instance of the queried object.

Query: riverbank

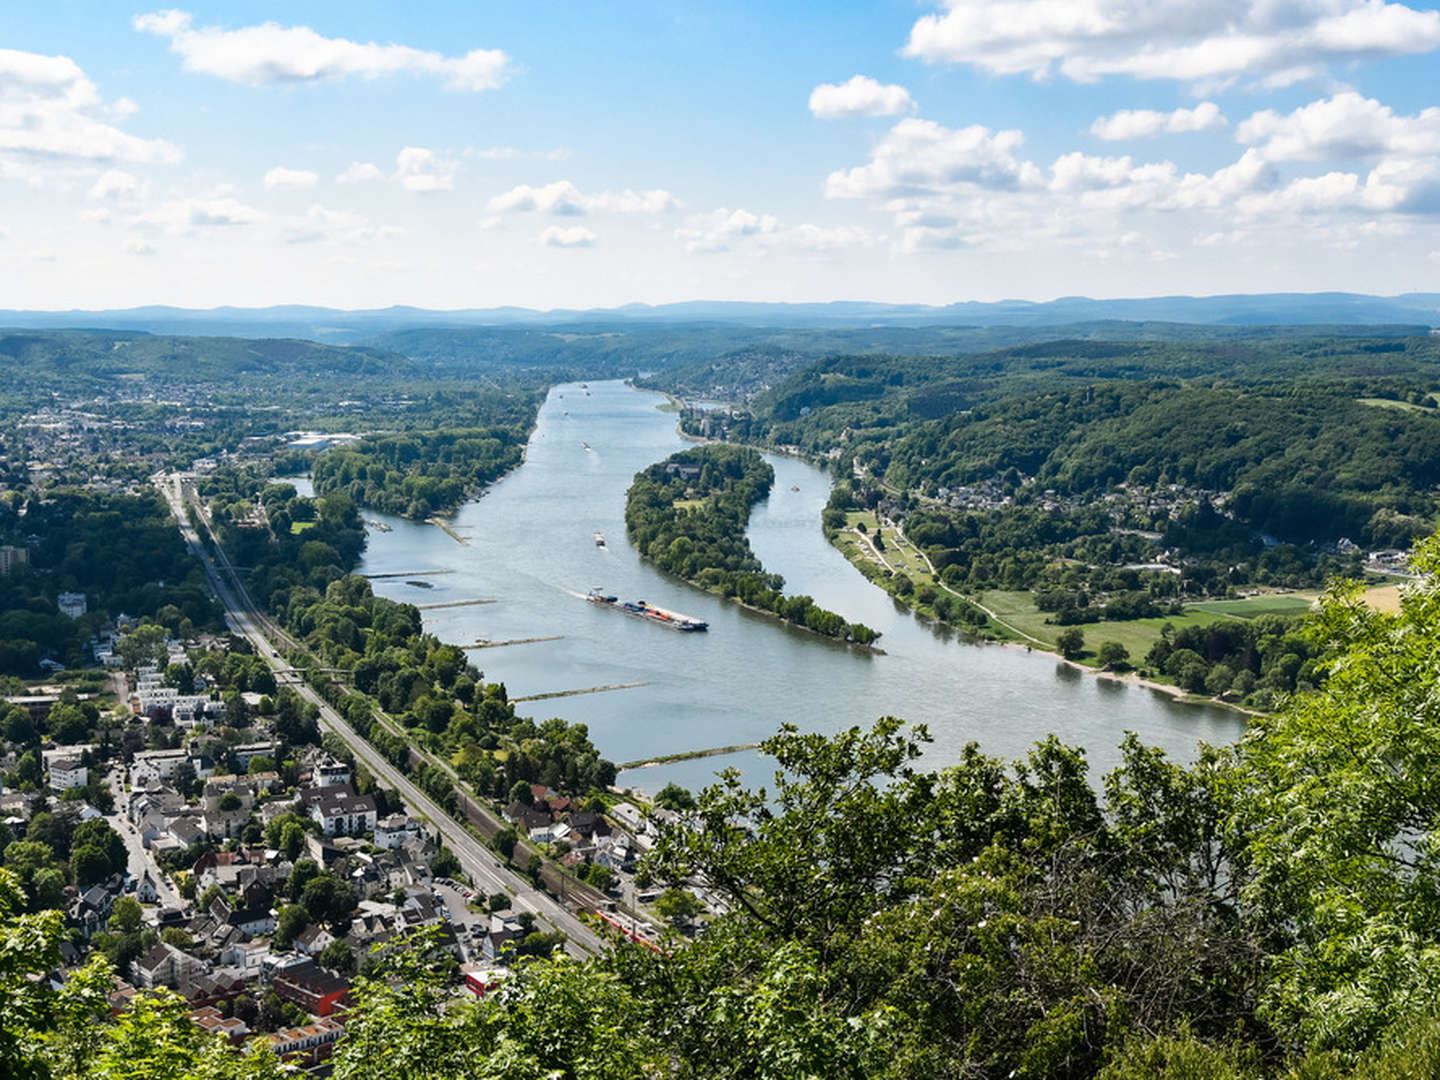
[827,509,1268,717]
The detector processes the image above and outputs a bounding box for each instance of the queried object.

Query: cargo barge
[586,589,708,631]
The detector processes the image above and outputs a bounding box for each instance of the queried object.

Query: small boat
[582,442,593,452]
[790,485,799,492]
[594,532,606,547]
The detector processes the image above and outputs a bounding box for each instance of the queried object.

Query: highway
[155,472,603,956]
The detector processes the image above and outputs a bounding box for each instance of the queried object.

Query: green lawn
[980,590,1269,672]
[1187,595,1317,619]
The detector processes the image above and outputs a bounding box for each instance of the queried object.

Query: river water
[353,380,1245,796]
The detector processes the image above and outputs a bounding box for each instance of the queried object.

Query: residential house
[301,786,377,837]
[373,813,421,849]
[131,943,207,994]
[262,1017,345,1063]
[48,756,87,791]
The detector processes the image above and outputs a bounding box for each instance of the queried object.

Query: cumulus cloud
[394,146,455,192]
[1236,92,1440,161]
[0,47,181,173]
[824,118,1043,200]
[540,224,596,247]
[285,203,401,245]
[134,10,510,91]
[809,75,915,118]
[336,161,383,184]
[1091,102,1226,140]
[903,0,1440,86]
[486,180,680,215]
[88,169,139,200]
[264,165,318,190]
[134,194,266,231]
[674,208,873,255]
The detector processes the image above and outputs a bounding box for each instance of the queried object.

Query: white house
[57,592,87,619]
[374,814,421,850]
[48,756,88,791]
[132,748,189,785]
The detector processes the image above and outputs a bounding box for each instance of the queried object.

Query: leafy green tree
[1057,627,1086,660]
[1097,641,1131,670]
[654,783,695,811]
[274,904,309,949]
[654,887,705,927]
[319,938,354,973]
[109,895,144,934]
[301,873,357,929]
[493,826,518,860]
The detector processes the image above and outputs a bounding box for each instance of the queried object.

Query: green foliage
[312,428,525,519]
[625,446,878,644]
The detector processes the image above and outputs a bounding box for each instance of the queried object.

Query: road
[156,473,602,956]
[106,767,185,910]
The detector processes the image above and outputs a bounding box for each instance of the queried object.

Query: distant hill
[0,292,1434,341]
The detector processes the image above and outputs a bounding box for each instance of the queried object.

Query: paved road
[156,473,602,956]
[105,767,185,910]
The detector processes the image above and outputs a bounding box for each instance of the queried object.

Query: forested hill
[0,330,411,387]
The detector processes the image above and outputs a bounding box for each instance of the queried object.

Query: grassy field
[1187,595,1317,618]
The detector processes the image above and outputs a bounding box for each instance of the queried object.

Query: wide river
[354,380,1245,795]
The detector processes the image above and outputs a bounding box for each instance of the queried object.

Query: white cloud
[133,10,510,91]
[264,165,318,190]
[824,118,1043,200]
[124,236,156,255]
[394,147,455,192]
[467,145,571,161]
[486,180,680,215]
[540,224,596,248]
[1237,92,1440,162]
[336,161,383,184]
[285,203,402,245]
[674,208,872,255]
[1091,102,1226,140]
[0,47,181,173]
[903,0,1440,86]
[809,75,915,118]
[88,169,139,200]
[134,194,266,231]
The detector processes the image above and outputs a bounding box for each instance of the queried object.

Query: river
[352,380,1245,796]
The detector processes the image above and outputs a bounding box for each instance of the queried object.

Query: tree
[1057,627,1086,660]
[71,845,111,887]
[319,938,354,973]
[301,873,357,929]
[654,783,695,812]
[489,891,510,912]
[217,792,242,812]
[73,818,127,878]
[275,904,309,948]
[508,780,533,806]
[654,887,705,927]
[109,895,144,934]
[288,858,319,901]
[493,826,517,860]
[1097,641,1131,671]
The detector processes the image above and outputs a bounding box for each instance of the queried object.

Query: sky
[1,1,1439,309]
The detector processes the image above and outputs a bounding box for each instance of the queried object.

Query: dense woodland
[0,489,219,675]
[311,427,527,519]
[625,445,879,644]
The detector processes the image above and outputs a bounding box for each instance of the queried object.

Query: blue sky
[1,2,1438,308]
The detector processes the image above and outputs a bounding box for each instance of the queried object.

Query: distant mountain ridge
[0,292,1435,341]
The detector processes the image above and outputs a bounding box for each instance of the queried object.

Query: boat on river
[586,589,707,631]
[594,532,606,547]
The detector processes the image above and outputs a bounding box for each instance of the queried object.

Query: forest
[625,445,879,644]
[310,427,527,519]
[0,489,219,675]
